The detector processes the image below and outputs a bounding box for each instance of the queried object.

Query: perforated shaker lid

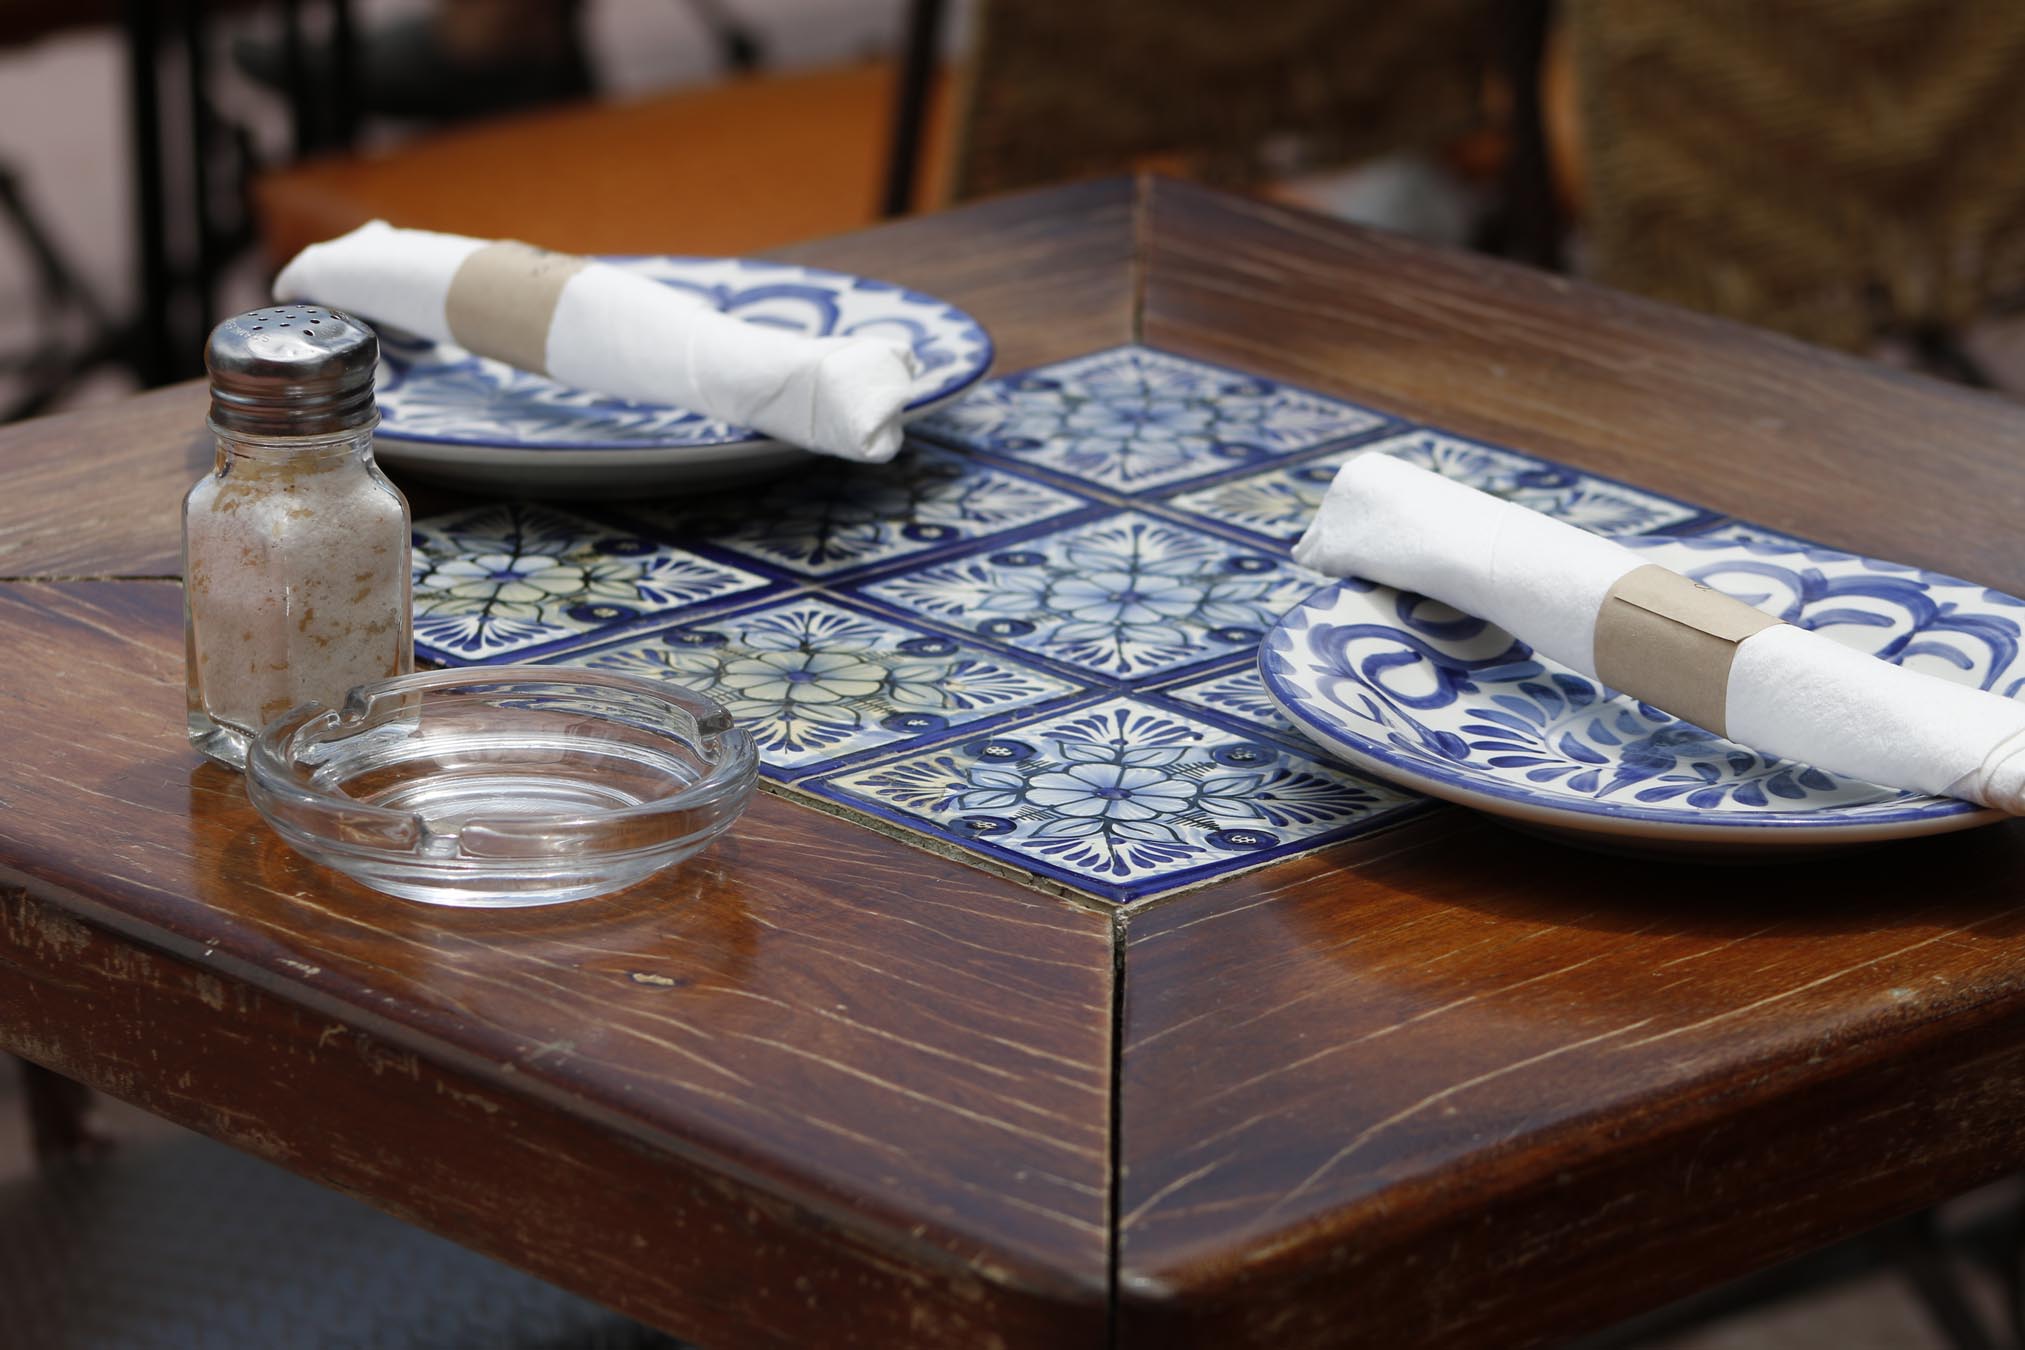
[206,305,379,437]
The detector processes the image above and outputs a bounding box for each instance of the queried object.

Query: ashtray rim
[243,665,758,904]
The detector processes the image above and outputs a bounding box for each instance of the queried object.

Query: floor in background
[0,0,931,416]
[1648,1266,2009,1350]
[0,1060,189,1189]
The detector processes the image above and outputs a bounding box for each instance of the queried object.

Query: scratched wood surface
[1116,178,2025,1346]
[0,182,1139,1349]
[0,578,1113,1347]
[10,176,2025,1348]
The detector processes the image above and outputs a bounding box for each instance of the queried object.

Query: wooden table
[5,177,2025,1348]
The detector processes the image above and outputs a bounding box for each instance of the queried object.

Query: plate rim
[372,254,996,455]
[1259,561,2009,845]
[373,381,979,470]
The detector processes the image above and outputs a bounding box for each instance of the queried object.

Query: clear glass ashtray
[246,667,757,907]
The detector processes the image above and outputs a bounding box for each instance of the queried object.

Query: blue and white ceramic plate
[1261,532,2025,856]
[373,257,993,495]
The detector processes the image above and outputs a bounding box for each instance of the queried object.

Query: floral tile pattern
[1155,662,1300,740]
[411,503,774,662]
[546,594,1082,776]
[811,696,1424,902]
[628,442,1094,578]
[1164,429,1711,544]
[406,342,1792,905]
[855,511,1319,683]
[914,345,1390,494]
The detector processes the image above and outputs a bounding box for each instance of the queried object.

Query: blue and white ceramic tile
[547,594,1084,776]
[411,504,773,662]
[1164,429,1710,545]
[915,345,1389,494]
[413,340,1948,894]
[1156,662,1299,739]
[632,442,1094,578]
[1261,533,2025,842]
[856,511,1318,683]
[811,696,1423,902]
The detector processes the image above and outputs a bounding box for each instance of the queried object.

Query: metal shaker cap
[206,305,379,437]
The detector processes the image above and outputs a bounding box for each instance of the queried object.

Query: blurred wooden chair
[1563,0,2025,360]
[249,1,1511,269]
[950,0,1495,198]
[0,0,276,402]
[253,58,955,263]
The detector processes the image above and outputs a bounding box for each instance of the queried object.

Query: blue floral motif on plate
[1165,429,1710,544]
[546,594,1083,776]
[630,442,1094,578]
[1262,533,2025,842]
[914,344,1389,493]
[811,696,1423,902]
[855,511,1319,682]
[410,503,773,662]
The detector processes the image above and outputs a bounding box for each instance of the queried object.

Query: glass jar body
[183,425,413,768]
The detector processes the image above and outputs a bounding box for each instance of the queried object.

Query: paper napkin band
[1592,564,1783,737]
[443,241,590,376]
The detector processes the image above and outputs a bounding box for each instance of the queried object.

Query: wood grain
[0,383,209,580]
[15,176,2025,1347]
[1119,813,2025,1345]
[0,579,1112,1347]
[1119,177,2025,1346]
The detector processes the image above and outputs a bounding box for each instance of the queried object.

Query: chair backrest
[1570,0,2025,348]
[950,0,1493,199]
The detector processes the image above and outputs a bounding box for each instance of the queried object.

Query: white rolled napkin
[1292,451,2025,812]
[274,220,923,462]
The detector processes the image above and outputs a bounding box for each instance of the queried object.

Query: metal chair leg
[121,0,176,386]
[881,0,946,218]
[1485,0,1563,270]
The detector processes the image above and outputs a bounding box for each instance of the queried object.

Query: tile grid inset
[410,343,1748,904]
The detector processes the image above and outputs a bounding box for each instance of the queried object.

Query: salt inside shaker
[183,306,413,769]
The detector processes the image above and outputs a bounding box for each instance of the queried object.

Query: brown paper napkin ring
[1592,564,1782,737]
[444,241,590,376]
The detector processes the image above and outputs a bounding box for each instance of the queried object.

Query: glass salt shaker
[183,306,413,769]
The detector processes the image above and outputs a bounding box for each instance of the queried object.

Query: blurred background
[5,0,2025,425]
[6,3,2025,1347]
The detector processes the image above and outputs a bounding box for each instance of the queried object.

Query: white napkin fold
[1293,451,2025,812]
[274,221,923,463]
